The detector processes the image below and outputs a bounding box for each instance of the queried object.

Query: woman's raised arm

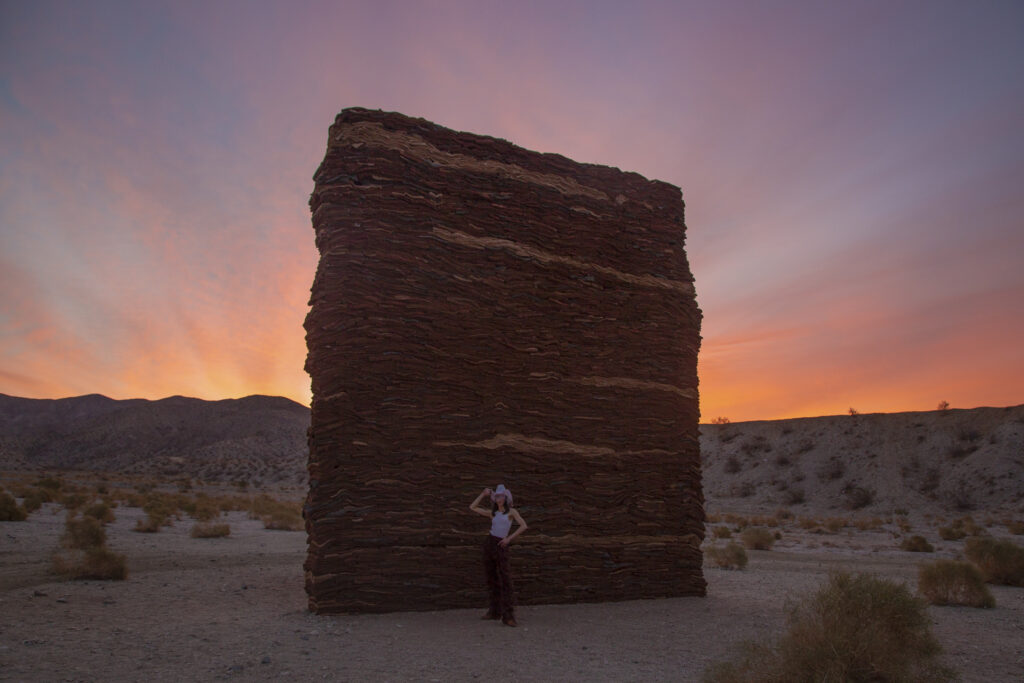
[469,488,493,517]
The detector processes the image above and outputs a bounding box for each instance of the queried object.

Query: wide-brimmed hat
[492,484,513,505]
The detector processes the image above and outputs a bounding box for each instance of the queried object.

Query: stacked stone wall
[304,108,704,613]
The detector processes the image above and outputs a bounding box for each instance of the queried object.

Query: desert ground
[2,484,1023,682]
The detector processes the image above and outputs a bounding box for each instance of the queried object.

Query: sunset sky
[2,1,1022,422]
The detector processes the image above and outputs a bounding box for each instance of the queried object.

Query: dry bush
[823,517,847,533]
[191,523,231,538]
[774,508,794,521]
[83,502,116,525]
[854,517,883,531]
[250,494,303,531]
[723,456,741,474]
[844,485,875,510]
[1007,521,1024,535]
[62,516,106,549]
[818,458,845,482]
[133,515,163,533]
[705,513,721,523]
[712,526,732,539]
[722,513,749,528]
[705,543,748,570]
[34,476,63,491]
[900,535,934,553]
[740,527,775,550]
[896,517,913,533]
[964,537,1024,586]
[0,491,27,521]
[748,515,779,528]
[60,492,89,511]
[797,517,818,530]
[938,525,966,541]
[918,560,995,608]
[703,572,956,683]
[53,546,127,580]
[939,516,985,541]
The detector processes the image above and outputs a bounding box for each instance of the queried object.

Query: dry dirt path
[2,506,1023,681]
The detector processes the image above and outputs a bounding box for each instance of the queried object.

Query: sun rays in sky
[2,1,1023,421]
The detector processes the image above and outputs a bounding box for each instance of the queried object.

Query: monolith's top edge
[330,107,682,204]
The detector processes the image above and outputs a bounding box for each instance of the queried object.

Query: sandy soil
[2,505,1023,682]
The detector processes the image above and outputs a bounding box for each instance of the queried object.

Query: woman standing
[470,484,527,626]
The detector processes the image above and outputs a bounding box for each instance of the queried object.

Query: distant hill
[0,393,309,486]
[701,404,1024,515]
[2,394,1021,513]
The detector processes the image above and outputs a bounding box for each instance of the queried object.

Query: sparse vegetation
[1007,520,1024,535]
[703,572,955,683]
[0,490,28,521]
[723,456,741,474]
[918,560,995,608]
[900,535,934,553]
[712,526,732,539]
[250,494,303,531]
[62,515,106,549]
[710,416,731,425]
[784,488,805,505]
[705,543,748,570]
[83,501,116,525]
[818,458,845,482]
[53,513,126,581]
[740,527,775,550]
[937,400,949,411]
[938,516,985,541]
[843,485,874,510]
[964,537,1024,586]
[191,523,231,538]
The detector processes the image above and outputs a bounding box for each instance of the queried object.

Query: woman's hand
[499,538,510,548]
[482,487,492,497]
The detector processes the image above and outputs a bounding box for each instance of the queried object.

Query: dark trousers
[483,534,515,619]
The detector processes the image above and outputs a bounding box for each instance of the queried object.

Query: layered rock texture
[303,108,704,614]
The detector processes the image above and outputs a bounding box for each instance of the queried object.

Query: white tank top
[490,510,512,539]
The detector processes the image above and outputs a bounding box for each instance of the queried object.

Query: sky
[1,0,1022,422]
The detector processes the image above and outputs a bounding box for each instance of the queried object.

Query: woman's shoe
[502,617,518,627]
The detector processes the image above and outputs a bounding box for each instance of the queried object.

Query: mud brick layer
[304,108,704,613]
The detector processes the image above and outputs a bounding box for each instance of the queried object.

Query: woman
[469,484,527,626]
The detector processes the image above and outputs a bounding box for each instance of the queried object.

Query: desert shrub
[854,517,883,531]
[712,525,732,539]
[62,515,106,549]
[784,488,805,505]
[83,502,115,525]
[21,490,45,513]
[844,485,874,510]
[938,525,966,541]
[918,560,994,608]
[900,535,934,553]
[0,491,28,521]
[774,508,793,520]
[53,546,127,580]
[60,492,89,511]
[133,515,163,533]
[823,517,847,533]
[703,572,956,682]
[722,513,749,527]
[1007,520,1024,535]
[740,527,775,550]
[711,416,731,425]
[797,517,818,530]
[723,456,741,474]
[705,543,748,570]
[35,476,63,491]
[191,523,231,538]
[250,494,303,531]
[818,458,845,482]
[964,537,1024,586]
